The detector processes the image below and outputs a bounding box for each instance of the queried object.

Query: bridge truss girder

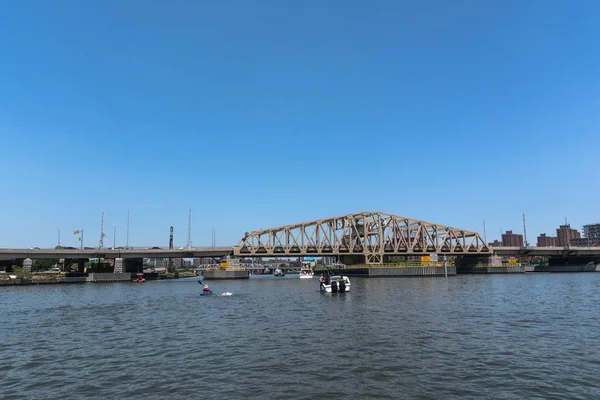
[233,211,490,263]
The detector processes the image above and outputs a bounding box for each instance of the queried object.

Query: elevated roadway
[0,247,233,260]
[3,246,600,262]
[493,246,600,257]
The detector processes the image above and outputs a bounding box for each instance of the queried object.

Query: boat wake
[200,291,233,297]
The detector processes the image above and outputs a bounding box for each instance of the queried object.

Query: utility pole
[74,229,84,250]
[57,228,61,247]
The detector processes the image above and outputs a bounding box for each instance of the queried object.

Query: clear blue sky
[1,0,599,248]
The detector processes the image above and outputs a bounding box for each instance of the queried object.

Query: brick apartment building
[501,230,523,246]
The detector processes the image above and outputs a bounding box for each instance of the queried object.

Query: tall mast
[99,212,105,249]
[483,220,487,243]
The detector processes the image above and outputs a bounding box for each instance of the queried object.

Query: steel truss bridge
[233,211,490,264]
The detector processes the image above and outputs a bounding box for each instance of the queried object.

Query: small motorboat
[299,261,314,279]
[273,267,285,277]
[320,275,351,293]
[132,273,146,283]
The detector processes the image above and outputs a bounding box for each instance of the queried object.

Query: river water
[1,273,600,399]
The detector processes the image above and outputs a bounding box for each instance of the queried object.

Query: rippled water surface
[2,273,600,399]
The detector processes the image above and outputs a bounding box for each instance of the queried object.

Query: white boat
[319,275,351,293]
[273,267,285,277]
[299,261,314,279]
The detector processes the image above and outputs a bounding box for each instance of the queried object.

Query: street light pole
[113,225,116,249]
[74,229,84,250]
[57,228,61,247]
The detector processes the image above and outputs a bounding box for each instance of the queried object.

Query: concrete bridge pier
[22,258,33,272]
[114,258,123,273]
[77,260,85,273]
[114,258,143,274]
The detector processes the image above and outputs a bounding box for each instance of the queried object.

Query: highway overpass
[0,247,233,261]
[492,246,600,257]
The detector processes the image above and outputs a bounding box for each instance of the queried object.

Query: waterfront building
[570,238,589,246]
[556,224,581,246]
[537,233,558,247]
[501,230,523,247]
[488,240,502,247]
[570,223,600,246]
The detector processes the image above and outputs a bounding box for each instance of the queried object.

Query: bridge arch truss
[233,211,490,263]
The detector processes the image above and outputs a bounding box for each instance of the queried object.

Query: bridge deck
[0,247,233,260]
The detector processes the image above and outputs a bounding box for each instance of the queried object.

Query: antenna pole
[483,220,487,243]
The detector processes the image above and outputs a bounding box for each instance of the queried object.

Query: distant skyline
[1,0,599,248]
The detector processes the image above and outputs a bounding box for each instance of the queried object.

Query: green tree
[14,267,32,280]
[32,259,56,272]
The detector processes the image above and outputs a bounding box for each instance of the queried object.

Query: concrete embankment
[528,264,600,273]
[87,273,134,282]
[0,276,87,286]
[330,263,528,276]
[343,265,456,277]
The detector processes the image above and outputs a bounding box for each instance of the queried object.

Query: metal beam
[233,211,490,263]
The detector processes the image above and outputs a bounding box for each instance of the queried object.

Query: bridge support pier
[115,258,143,274]
[22,258,33,272]
[77,259,86,274]
[114,258,124,273]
